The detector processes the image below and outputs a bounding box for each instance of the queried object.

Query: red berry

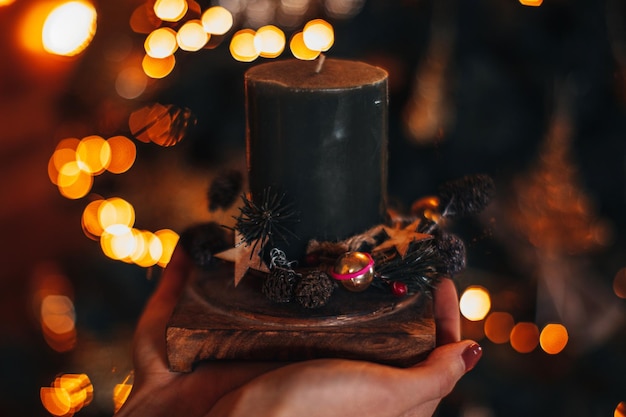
[391,281,408,297]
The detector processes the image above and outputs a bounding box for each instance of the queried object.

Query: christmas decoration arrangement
[167,60,495,370]
[180,172,495,310]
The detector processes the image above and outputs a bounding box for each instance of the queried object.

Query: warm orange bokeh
[201,6,233,35]
[106,135,136,174]
[42,1,97,56]
[153,0,187,22]
[230,29,259,62]
[484,312,515,344]
[289,31,320,61]
[510,322,540,353]
[177,19,209,51]
[41,374,93,416]
[145,27,178,58]
[539,323,568,354]
[254,25,285,59]
[459,286,491,321]
[302,19,334,52]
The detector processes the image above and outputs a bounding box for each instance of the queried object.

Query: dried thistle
[232,188,299,258]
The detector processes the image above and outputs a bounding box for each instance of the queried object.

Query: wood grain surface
[166,261,435,372]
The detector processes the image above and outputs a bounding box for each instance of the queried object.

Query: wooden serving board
[166,261,435,372]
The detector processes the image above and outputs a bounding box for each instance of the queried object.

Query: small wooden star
[214,233,269,286]
[373,220,431,258]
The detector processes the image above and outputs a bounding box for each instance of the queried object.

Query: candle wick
[315,53,326,74]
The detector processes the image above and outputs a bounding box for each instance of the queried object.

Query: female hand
[116,248,284,417]
[117,247,481,417]
[207,274,481,417]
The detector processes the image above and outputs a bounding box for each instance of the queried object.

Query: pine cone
[262,268,299,303]
[436,231,466,276]
[207,170,243,212]
[438,174,495,218]
[295,270,336,309]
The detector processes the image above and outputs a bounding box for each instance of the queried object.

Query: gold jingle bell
[330,251,375,292]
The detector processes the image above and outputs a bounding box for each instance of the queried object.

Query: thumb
[406,340,482,402]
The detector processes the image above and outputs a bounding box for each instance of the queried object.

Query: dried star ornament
[373,220,431,257]
[214,232,269,286]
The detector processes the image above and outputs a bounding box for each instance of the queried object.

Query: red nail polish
[462,343,482,372]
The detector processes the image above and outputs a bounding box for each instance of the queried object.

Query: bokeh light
[42,1,97,56]
[50,133,137,200]
[103,226,136,260]
[57,161,93,199]
[510,322,540,353]
[0,0,15,6]
[41,386,73,416]
[78,193,177,267]
[41,295,75,336]
[76,135,111,175]
[539,323,568,354]
[519,0,543,6]
[289,31,320,60]
[177,19,209,51]
[230,29,259,62]
[324,0,365,19]
[116,66,148,99]
[484,311,515,344]
[155,229,179,267]
[142,54,176,78]
[100,227,169,266]
[113,372,134,413]
[106,135,136,174]
[49,138,80,185]
[98,197,135,232]
[84,196,179,267]
[82,199,105,239]
[40,294,77,352]
[131,230,163,267]
[32,264,77,352]
[616,402,626,417]
[201,6,233,35]
[459,286,492,321]
[145,27,178,58]
[154,0,188,22]
[129,103,195,146]
[41,374,93,416]
[254,25,285,58]
[613,267,626,299]
[302,19,334,52]
[130,3,161,34]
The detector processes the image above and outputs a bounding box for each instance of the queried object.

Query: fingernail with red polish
[462,343,482,372]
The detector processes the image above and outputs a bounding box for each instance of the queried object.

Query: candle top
[245,58,387,89]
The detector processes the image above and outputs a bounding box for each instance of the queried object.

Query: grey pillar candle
[245,58,388,262]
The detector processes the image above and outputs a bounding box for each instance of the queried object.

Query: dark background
[1,0,625,416]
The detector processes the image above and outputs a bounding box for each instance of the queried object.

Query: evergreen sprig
[373,239,441,295]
